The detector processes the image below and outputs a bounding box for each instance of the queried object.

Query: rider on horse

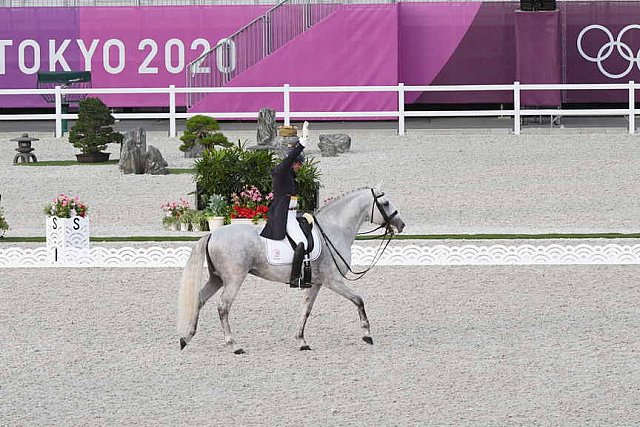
[260,121,311,288]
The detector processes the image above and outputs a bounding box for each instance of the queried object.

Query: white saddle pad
[260,226,322,265]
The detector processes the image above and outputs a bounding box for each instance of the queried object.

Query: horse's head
[370,188,405,234]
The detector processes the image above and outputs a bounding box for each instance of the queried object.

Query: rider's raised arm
[273,142,304,174]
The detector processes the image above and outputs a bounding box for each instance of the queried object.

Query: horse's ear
[374,180,384,192]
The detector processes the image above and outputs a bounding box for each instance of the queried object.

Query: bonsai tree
[69,97,123,154]
[180,115,232,154]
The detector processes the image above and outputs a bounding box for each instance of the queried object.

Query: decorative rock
[319,134,351,154]
[318,142,339,157]
[119,128,147,174]
[145,145,169,175]
[119,128,169,175]
[257,108,277,146]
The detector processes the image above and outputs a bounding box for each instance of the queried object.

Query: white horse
[177,187,405,353]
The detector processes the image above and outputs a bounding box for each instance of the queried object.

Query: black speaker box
[520,0,556,11]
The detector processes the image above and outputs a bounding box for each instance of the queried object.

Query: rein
[313,189,397,281]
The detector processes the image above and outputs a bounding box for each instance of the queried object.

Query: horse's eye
[382,201,390,206]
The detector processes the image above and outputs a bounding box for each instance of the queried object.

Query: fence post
[398,83,405,136]
[284,83,291,126]
[169,85,177,138]
[629,81,635,135]
[513,81,521,135]
[54,85,62,138]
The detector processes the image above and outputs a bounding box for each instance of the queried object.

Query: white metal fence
[0,81,637,137]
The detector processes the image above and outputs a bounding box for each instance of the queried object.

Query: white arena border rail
[2,243,640,268]
[0,81,637,137]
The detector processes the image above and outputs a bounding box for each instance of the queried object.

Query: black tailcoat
[260,143,305,240]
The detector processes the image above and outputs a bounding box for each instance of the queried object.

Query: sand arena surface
[1,129,640,236]
[2,266,639,425]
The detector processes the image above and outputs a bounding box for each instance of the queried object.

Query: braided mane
[316,187,372,214]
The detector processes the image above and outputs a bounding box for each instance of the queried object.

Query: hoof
[180,338,187,350]
[233,348,246,355]
[362,336,373,345]
[300,345,312,351]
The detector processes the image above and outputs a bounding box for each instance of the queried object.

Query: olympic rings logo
[577,24,640,79]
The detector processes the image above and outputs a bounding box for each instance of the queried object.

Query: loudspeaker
[520,0,556,11]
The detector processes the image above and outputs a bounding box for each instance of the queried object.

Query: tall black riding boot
[300,259,312,288]
[289,242,305,288]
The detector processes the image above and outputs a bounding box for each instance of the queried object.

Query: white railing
[0,81,637,137]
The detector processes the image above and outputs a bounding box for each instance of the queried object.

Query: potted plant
[162,215,179,231]
[205,194,228,231]
[179,209,196,232]
[191,210,208,232]
[69,97,123,163]
[0,206,9,237]
[161,198,190,231]
[179,115,232,158]
[230,185,271,225]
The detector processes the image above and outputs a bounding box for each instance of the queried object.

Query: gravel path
[1,129,640,237]
[1,266,639,425]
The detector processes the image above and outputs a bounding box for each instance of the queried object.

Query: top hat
[278,125,298,137]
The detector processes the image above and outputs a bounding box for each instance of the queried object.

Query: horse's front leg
[296,285,321,351]
[324,280,373,345]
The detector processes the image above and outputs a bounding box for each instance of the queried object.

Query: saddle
[260,216,322,265]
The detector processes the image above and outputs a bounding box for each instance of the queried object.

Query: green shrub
[296,157,322,212]
[179,115,232,153]
[194,142,322,212]
[69,98,123,154]
[194,141,274,205]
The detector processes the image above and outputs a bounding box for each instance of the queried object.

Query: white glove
[298,121,310,147]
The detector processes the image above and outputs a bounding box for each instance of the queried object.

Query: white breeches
[286,210,306,249]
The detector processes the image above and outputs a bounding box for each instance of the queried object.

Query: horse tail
[177,234,210,348]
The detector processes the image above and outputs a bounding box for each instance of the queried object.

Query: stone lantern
[11,133,38,164]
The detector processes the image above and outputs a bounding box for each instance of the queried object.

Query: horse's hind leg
[296,285,321,351]
[180,275,223,349]
[217,276,246,354]
[324,280,373,345]
[200,274,223,308]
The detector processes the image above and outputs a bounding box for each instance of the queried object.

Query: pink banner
[190,4,399,116]
[0,6,268,108]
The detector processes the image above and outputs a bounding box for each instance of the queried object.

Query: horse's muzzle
[390,219,405,234]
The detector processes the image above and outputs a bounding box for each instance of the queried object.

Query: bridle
[313,189,398,281]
